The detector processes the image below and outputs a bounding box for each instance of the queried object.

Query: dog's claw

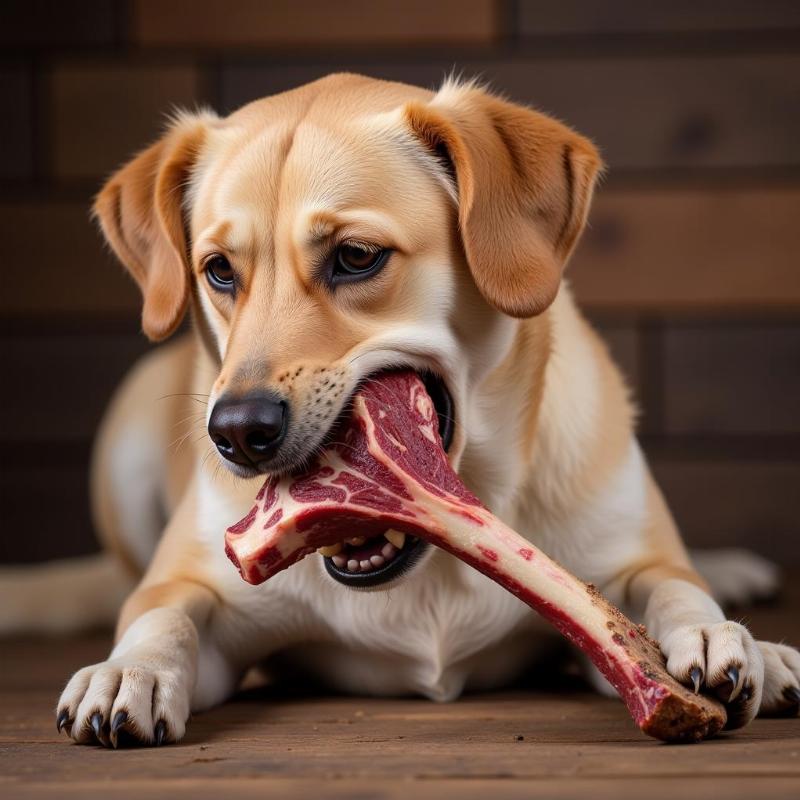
[740,686,752,703]
[90,712,103,740]
[155,719,167,746]
[726,666,741,701]
[110,710,128,749]
[784,686,800,705]
[56,708,70,733]
[690,666,703,694]
[111,710,127,735]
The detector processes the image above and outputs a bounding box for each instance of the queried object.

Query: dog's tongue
[224,371,726,742]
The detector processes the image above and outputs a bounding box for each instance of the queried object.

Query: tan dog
[8,74,799,745]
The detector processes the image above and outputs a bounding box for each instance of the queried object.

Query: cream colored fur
[4,75,797,745]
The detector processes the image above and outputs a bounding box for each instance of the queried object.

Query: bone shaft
[415,490,654,722]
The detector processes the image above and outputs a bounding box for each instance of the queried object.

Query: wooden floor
[1,587,799,799]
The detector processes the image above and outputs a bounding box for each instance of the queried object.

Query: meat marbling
[225,371,726,742]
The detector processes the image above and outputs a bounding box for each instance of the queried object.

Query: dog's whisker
[201,446,219,472]
[172,411,208,430]
[157,392,209,407]
[169,423,208,453]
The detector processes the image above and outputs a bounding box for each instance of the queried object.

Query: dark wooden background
[1,1,799,564]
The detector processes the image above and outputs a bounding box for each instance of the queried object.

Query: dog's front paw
[660,621,764,729]
[758,640,800,717]
[56,651,193,747]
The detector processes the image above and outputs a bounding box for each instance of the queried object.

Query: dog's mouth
[318,370,454,588]
[319,529,427,586]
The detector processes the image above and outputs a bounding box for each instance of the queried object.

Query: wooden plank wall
[1,0,799,563]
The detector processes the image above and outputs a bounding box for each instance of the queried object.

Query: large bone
[225,372,726,742]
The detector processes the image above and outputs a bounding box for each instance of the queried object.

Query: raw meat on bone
[225,372,726,742]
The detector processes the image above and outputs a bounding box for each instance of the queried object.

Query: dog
[7,74,798,746]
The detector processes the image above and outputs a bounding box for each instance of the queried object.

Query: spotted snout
[208,363,350,474]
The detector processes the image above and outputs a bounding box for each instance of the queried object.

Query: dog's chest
[284,553,550,700]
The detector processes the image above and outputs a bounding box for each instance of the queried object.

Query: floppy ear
[93,112,213,341]
[404,82,602,317]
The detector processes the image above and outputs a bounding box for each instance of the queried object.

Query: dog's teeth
[317,543,342,557]
[347,559,360,572]
[332,554,347,568]
[384,530,406,549]
[346,536,366,546]
[381,543,397,560]
[360,559,371,571]
[370,555,385,568]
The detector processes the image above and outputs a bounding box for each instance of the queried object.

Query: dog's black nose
[208,393,287,468]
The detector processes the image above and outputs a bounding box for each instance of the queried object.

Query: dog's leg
[690,548,780,607]
[55,577,231,747]
[758,640,800,717]
[639,571,764,728]
[602,474,766,729]
[54,481,243,747]
[0,554,133,635]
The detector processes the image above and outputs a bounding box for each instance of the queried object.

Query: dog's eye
[205,255,235,292]
[333,244,389,279]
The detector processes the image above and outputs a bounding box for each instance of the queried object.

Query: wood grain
[517,0,800,36]
[570,187,800,310]
[220,55,800,170]
[661,323,800,434]
[0,201,139,315]
[1,576,798,799]
[132,0,497,47]
[651,456,800,561]
[0,66,33,179]
[51,63,200,179]
[0,332,150,441]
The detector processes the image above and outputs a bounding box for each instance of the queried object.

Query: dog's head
[95,73,600,585]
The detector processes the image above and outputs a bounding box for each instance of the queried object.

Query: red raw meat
[225,371,726,742]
